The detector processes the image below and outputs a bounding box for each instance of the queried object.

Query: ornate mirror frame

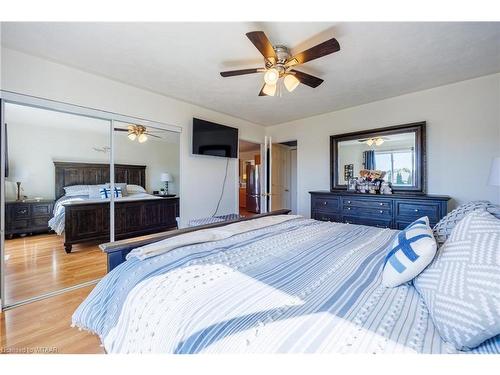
[330,121,426,194]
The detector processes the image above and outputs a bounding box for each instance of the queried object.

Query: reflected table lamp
[160,172,172,195]
[488,157,500,187]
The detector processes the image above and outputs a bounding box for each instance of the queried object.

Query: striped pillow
[99,187,123,199]
[382,216,437,288]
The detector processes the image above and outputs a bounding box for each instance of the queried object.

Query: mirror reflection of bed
[3,103,180,306]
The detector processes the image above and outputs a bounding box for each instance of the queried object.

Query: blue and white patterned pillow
[382,216,437,288]
[414,210,500,351]
[99,187,122,199]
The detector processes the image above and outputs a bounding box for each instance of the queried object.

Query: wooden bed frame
[54,162,179,253]
[100,209,291,272]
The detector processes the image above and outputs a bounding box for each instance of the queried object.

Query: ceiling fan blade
[220,68,263,77]
[258,84,269,96]
[287,37,340,66]
[290,70,324,88]
[113,128,129,132]
[246,31,277,61]
[145,133,162,139]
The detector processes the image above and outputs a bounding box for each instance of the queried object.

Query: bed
[50,162,179,253]
[72,211,500,354]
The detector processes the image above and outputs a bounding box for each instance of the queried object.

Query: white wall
[4,119,180,200]
[267,73,500,216]
[1,48,266,225]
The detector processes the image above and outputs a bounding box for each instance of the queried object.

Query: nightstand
[152,194,177,198]
[5,199,55,238]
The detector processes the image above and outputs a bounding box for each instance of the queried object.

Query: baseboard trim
[1,279,100,311]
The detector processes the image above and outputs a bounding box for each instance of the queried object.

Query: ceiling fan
[220,31,340,96]
[114,124,162,143]
[358,137,388,146]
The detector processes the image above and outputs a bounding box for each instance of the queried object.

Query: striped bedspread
[72,216,500,354]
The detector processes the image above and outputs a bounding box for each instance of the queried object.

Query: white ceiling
[5,102,180,143]
[1,22,500,126]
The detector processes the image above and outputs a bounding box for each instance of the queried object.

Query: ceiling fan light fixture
[365,139,374,146]
[138,133,148,143]
[128,133,137,141]
[264,68,279,85]
[284,74,300,92]
[262,83,277,96]
[375,138,385,146]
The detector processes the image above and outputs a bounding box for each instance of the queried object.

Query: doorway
[238,140,261,217]
[271,141,297,214]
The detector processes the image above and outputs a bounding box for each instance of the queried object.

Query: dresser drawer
[11,219,30,230]
[11,204,30,219]
[395,200,441,221]
[30,217,51,228]
[311,196,340,212]
[342,197,392,210]
[343,215,392,229]
[32,203,52,217]
[312,212,341,222]
[342,205,392,219]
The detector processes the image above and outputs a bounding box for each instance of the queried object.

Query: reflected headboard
[54,162,146,199]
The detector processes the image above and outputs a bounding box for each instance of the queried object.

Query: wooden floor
[0,285,104,354]
[4,233,107,304]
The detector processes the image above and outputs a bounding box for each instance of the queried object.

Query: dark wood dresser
[5,199,55,237]
[310,191,450,229]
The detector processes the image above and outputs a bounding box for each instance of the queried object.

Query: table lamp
[160,172,172,195]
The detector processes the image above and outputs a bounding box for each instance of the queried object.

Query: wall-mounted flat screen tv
[192,118,239,158]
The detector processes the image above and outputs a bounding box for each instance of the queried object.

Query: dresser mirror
[330,122,426,193]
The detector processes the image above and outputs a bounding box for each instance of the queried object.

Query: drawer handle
[379,210,383,214]
[347,200,351,204]
[18,209,28,214]
[414,209,419,212]
[323,201,328,206]
[379,203,383,206]
[322,217,329,221]
[347,207,351,210]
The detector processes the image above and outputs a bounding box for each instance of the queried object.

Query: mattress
[72,216,500,353]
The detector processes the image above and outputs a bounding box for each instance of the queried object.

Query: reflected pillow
[127,184,146,194]
[382,216,437,288]
[414,210,500,350]
[88,184,109,199]
[99,187,123,199]
[115,183,128,196]
[64,185,90,197]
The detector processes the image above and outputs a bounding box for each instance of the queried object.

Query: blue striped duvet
[72,217,500,353]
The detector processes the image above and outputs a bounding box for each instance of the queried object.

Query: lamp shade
[160,172,172,182]
[488,157,500,186]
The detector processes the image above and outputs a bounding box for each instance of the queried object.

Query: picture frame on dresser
[330,121,427,193]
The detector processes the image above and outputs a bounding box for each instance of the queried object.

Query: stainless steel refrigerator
[245,164,261,213]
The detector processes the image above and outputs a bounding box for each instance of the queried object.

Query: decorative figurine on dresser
[311,121,450,229]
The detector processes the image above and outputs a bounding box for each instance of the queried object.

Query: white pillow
[382,216,437,288]
[414,210,500,350]
[64,185,90,197]
[126,184,146,194]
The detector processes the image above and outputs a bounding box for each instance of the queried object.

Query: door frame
[236,138,263,214]
[0,90,182,310]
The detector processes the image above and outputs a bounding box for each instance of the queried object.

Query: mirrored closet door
[2,103,111,306]
[112,121,180,239]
